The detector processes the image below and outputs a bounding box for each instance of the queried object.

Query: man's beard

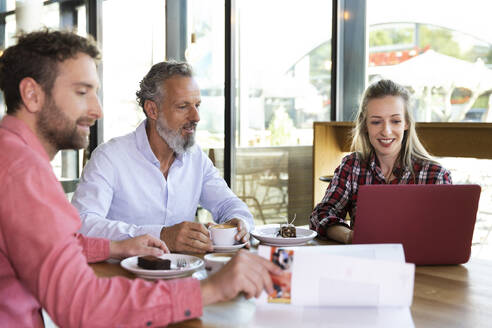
[155,114,196,155]
[37,96,92,151]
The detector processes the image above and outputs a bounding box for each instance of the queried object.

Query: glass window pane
[76,5,86,37]
[102,0,166,141]
[6,0,15,11]
[43,2,59,28]
[367,0,492,123]
[235,0,332,226]
[188,0,225,176]
[3,14,16,48]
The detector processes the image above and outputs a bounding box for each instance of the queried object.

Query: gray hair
[136,60,193,112]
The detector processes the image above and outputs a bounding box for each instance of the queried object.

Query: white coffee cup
[204,253,235,275]
[209,224,237,246]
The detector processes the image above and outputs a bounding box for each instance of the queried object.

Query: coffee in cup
[209,224,237,246]
[204,253,235,275]
[212,224,236,229]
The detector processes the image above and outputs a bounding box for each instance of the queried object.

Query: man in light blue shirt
[72,61,253,253]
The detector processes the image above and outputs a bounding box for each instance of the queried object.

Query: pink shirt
[0,115,202,327]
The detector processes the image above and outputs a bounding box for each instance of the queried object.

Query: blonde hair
[351,79,435,173]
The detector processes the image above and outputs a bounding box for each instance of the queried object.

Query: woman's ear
[143,100,159,120]
[19,77,45,114]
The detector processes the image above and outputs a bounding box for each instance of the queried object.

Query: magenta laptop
[352,184,481,265]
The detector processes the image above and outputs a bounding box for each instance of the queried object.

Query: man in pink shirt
[0,30,281,327]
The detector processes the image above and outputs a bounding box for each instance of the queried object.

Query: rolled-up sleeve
[310,157,352,237]
[199,155,254,231]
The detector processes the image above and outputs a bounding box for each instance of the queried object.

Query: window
[232,0,332,225]
[367,1,492,123]
[186,0,332,225]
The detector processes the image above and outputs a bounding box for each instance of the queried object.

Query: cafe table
[90,239,492,328]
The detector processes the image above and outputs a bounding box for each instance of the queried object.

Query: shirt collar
[368,153,379,172]
[135,119,160,165]
[369,152,411,179]
[0,115,51,162]
[134,118,186,166]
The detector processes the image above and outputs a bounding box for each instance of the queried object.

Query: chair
[208,148,290,225]
[319,175,333,183]
[60,178,79,194]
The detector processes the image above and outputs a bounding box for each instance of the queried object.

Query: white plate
[251,224,317,246]
[121,254,204,280]
[213,242,248,253]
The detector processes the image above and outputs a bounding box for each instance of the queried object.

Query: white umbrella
[369,50,492,90]
[369,50,492,121]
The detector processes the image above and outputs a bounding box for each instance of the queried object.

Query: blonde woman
[310,79,452,244]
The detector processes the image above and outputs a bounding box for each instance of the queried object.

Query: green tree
[418,25,460,58]
[369,27,413,47]
[268,107,294,146]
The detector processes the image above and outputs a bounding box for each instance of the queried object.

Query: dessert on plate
[277,214,297,238]
[137,255,171,270]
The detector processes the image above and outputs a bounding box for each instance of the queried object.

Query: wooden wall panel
[313,122,492,206]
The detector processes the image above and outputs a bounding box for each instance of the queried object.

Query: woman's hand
[326,225,353,244]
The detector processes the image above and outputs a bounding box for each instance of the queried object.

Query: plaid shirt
[310,152,452,237]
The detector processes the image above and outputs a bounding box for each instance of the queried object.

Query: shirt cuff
[167,277,203,323]
[81,235,110,263]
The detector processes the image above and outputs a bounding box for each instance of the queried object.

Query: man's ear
[19,77,45,114]
[143,100,159,120]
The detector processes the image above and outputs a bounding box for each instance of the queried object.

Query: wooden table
[91,246,492,327]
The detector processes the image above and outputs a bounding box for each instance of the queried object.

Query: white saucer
[251,224,317,246]
[121,254,203,280]
[192,269,208,280]
[212,242,248,253]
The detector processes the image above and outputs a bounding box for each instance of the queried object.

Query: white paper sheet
[258,244,415,307]
[291,251,414,307]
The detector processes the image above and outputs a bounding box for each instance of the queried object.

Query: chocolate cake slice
[137,256,171,270]
[278,224,296,238]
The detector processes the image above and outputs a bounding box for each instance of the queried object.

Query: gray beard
[155,116,195,155]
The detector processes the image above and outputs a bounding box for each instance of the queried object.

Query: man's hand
[224,218,250,245]
[200,250,283,305]
[160,222,213,253]
[109,234,169,260]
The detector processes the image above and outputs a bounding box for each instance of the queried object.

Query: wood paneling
[313,122,492,206]
[287,146,312,226]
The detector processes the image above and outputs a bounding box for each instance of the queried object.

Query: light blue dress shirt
[72,120,254,241]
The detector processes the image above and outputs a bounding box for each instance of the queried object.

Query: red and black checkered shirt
[309,152,452,237]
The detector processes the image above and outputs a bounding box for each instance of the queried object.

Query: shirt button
[146,321,152,326]
[184,309,191,317]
